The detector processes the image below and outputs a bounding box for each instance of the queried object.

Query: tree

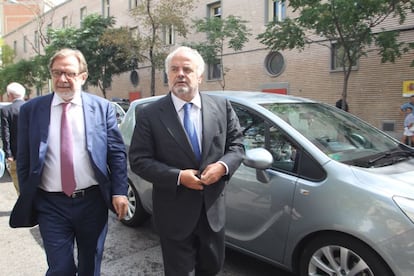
[130,0,195,96]
[189,15,251,90]
[1,42,15,67]
[45,14,132,98]
[0,59,39,96]
[257,0,414,108]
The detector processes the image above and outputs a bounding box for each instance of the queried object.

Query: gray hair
[6,82,26,98]
[165,46,205,77]
[48,48,88,74]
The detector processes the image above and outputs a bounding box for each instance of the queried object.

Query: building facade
[3,0,414,137]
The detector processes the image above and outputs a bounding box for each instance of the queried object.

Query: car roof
[129,91,315,107]
[0,102,11,107]
[204,91,315,104]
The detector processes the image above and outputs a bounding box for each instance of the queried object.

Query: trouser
[7,160,19,194]
[159,208,225,276]
[35,186,108,276]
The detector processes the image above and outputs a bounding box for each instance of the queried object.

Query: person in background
[399,95,414,115]
[9,48,129,276]
[401,106,414,145]
[0,82,26,194]
[335,98,349,112]
[129,46,245,276]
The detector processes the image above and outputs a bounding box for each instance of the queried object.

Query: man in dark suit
[9,48,128,276]
[129,46,245,276]
[0,82,26,194]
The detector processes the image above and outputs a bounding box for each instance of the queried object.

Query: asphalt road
[0,172,294,276]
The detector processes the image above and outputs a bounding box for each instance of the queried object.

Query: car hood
[351,159,414,198]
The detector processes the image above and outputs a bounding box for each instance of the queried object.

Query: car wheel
[298,233,393,276]
[121,181,149,227]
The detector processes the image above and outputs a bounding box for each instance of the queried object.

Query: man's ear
[81,73,88,84]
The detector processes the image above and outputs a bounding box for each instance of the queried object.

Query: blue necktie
[183,103,201,161]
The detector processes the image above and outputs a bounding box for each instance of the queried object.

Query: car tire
[121,181,150,227]
[298,233,393,276]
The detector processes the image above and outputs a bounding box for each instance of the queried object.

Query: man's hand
[200,162,226,185]
[112,195,129,220]
[180,169,203,190]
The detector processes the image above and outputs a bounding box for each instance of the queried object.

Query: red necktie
[60,102,76,196]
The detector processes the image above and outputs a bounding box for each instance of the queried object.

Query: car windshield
[262,102,403,164]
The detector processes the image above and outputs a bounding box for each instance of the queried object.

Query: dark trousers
[35,186,108,276]
[159,208,225,276]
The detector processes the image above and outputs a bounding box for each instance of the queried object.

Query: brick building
[2,0,414,137]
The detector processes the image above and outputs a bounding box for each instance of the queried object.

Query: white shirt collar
[171,92,201,113]
[52,92,83,107]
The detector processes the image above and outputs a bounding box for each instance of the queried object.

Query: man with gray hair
[1,82,26,194]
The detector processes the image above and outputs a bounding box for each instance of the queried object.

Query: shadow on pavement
[0,170,12,183]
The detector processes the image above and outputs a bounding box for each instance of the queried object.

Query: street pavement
[0,172,292,276]
[0,173,46,276]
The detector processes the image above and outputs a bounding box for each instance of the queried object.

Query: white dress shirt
[171,92,203,152]
[39,94,98,192]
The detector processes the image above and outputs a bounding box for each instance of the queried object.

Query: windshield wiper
[368,150,413,166]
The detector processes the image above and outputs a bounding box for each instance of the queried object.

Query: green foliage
[45,14,131,98]
[257,0,414,101]
[129,0,195,96]
[1,14,137,98]
[1,44,15,67]
[188,15,251,89]
[0,59,37,95]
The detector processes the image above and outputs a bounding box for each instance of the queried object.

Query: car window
[262,102,400,165]
[111,102,126,125]
[234,104,298,173]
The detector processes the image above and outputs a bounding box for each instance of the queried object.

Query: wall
[3,0,414,137]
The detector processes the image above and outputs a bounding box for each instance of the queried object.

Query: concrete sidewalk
[0,173,47,276]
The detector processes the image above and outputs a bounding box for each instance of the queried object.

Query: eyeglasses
[51,70,83,79]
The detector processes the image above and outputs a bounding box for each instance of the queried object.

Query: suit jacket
[9,92,128,228]
[129,93,244,240]
[0,99,25,159]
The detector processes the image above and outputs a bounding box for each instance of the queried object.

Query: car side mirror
[243,148,273,183]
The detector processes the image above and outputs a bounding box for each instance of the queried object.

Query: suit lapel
[38,96,53,140]
[81,93,95,153]
[158,94,198,162]
[38,95,53,162]
[200,94,218,161]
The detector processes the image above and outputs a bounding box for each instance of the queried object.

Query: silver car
[119,91,414,276]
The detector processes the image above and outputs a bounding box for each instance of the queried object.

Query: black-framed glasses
[51,70,83,79]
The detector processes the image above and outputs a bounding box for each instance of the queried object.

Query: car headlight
[393,196,414,224]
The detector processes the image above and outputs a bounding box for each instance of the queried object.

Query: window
[264,51,285,76]
[103,0,110,17]
[129,26,139,40]
[267,0,286,23]
[233,104,298,173]
[34,31,39,50]
[206,2,222,80]
[129,0,138,9]
[208,2,221,18]
[163,25,175,45]
[13,41,17,53]
[62,16,68,28]
[331,43,358,71]
[23,35,27,53]
[207,60,222,81]
[80,7,87,23]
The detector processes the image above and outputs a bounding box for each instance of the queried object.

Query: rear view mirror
[243,148,273,169]
[243,148,273,183]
